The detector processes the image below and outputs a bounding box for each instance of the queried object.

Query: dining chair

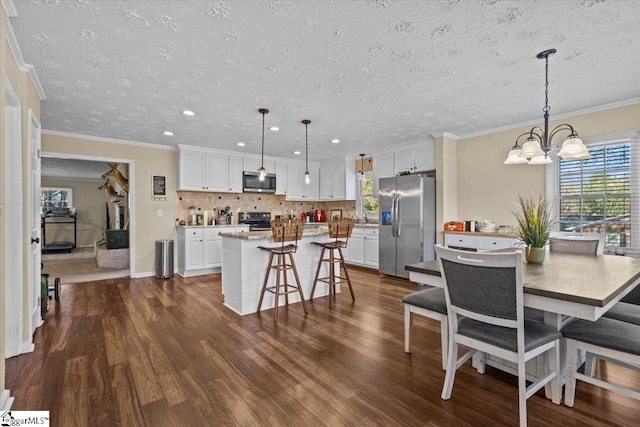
[403,287,448,370]
[548,231,604,255]
[435,244,561,427]
[563,317,640,405]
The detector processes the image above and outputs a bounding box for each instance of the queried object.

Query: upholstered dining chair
[435,244,561,427]
[548,231,604,255]
[403,287,448,370]
[563,317,640,405]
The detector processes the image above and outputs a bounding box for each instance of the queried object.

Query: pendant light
[258,108,269,181]
[359,153,366,181]
[302,119,311,184]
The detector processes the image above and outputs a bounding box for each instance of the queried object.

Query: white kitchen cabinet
[275,161,288,195]
[287,161,319,200]
[444,232,516,253]
[228,155,243,193]
[345,227,378,269]
[178,146,231,192]
[243,157,275,174]
[178,226,249,277]
[319,161,356,201]
[393,141,435,175]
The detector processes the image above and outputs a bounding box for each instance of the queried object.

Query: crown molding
[1,0,17,17]
[457,98,640,140]
[371,136,436,157]
[431,132,459,141]
[5,15,46,100]
[43,129,177,151]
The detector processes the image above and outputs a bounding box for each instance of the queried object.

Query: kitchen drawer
[184,228,204,239]
[445,234,476,249]
[351,228,365,237]
[364,228,378,237]
[204,227,223,239]
[477,236,515,251]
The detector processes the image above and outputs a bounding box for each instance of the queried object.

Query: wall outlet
[237,207,241,213]
[157,209,163,217]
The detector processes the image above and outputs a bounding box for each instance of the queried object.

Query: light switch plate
[157,209,163,217]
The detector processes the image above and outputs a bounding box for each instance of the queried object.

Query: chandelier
[504,49,592,165]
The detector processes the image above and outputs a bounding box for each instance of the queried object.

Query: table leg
[543,312,564,404]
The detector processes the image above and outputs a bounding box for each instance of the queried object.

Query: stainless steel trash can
[155,240,174,279]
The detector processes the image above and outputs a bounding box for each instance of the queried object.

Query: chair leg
[549,339,561,405]
[310,247,325,301]
[283,254,290,307]
[564,339,579,407]
[338,248,355,302]
[257,253,274,313]
[273,254,282,322]
[404,305,411,354]
[328,249,335,307]
[440,315,448,371]
[441,333,458,400]
[584,353,597,377]
[518,357,528,427]
[288,253,308,315]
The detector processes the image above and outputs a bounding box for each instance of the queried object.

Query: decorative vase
[525,246,545,264]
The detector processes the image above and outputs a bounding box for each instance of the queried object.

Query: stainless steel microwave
[243,171,277,193]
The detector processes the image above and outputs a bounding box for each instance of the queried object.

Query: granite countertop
[355,223,379,228]
[220,227,329,240]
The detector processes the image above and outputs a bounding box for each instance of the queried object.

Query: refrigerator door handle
[396,196,401,237]
[392,195,397,237]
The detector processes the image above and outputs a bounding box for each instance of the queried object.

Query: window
[358,172,379,218]
[547,131,640,253]
[41,187,73,215]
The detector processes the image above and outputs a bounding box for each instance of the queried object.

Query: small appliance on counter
[444,221,464,231]
[314,210,326,223]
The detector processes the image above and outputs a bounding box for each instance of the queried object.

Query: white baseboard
[129,271,155,278]
[1,390,14,410]
[21,341,35,354]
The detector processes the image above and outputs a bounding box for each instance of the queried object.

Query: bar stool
[310,218,355,307]
[257,218,307,322]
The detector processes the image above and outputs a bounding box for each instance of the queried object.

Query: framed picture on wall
[152,174,167,200]
[330,209,342,220]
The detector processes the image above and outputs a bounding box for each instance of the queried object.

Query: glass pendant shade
[519,138,545,158]
[304,171,310,184]
[528,155,553,165]
[504,147,528,164]
[557,136,592,160]
[258,166,266,181]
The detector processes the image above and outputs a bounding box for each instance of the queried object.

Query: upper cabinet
[275,161,288,196]
[287,161,319,200]
[319,158,356,201]
[177,146,241,192]
[393,141,435,175]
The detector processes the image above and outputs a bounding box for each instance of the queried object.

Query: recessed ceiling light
[270,126,279,131]
[293,151,301,155]
[163,131,174,136]
[182,110,195,116]
[237,142,245,147]
[331,139,340,143]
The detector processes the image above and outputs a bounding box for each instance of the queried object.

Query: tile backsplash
[176,191,360,224]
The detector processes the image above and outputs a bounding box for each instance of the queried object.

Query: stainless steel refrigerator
[378,175,436,279]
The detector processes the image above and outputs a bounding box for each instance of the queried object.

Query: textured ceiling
[41,157,111,180]
[9,0,640,160]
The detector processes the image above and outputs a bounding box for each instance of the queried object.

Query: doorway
[39,153,135,284]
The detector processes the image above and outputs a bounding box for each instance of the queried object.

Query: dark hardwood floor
[6,268,640,426]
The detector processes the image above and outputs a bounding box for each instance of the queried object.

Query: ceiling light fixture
[359,153,366,181]
[237,142,245,147]
[293,151,301,155]
[182,110,195,116]
[270,126,279,131]
[258,109,269,181]
[505,49,591,165]
[331,139,340,144]
[302,119,311,185]
[163,130,174,136]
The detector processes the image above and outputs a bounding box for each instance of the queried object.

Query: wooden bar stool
[257,219,308,322]
[310,218,355,307]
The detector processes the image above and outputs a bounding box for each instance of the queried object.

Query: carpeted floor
[42,247,129,284]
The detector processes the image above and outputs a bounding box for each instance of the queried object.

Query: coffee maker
[314,210,326,222]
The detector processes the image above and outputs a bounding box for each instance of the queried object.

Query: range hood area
[243,171,277,194]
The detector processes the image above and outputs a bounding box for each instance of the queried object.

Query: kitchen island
[220,227,336,316]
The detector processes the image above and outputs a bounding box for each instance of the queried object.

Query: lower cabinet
[177,226,249,277]
[345,227,379,269]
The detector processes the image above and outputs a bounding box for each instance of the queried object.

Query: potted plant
[513,195,554,264]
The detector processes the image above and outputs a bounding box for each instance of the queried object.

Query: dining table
[405,249,640,403]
